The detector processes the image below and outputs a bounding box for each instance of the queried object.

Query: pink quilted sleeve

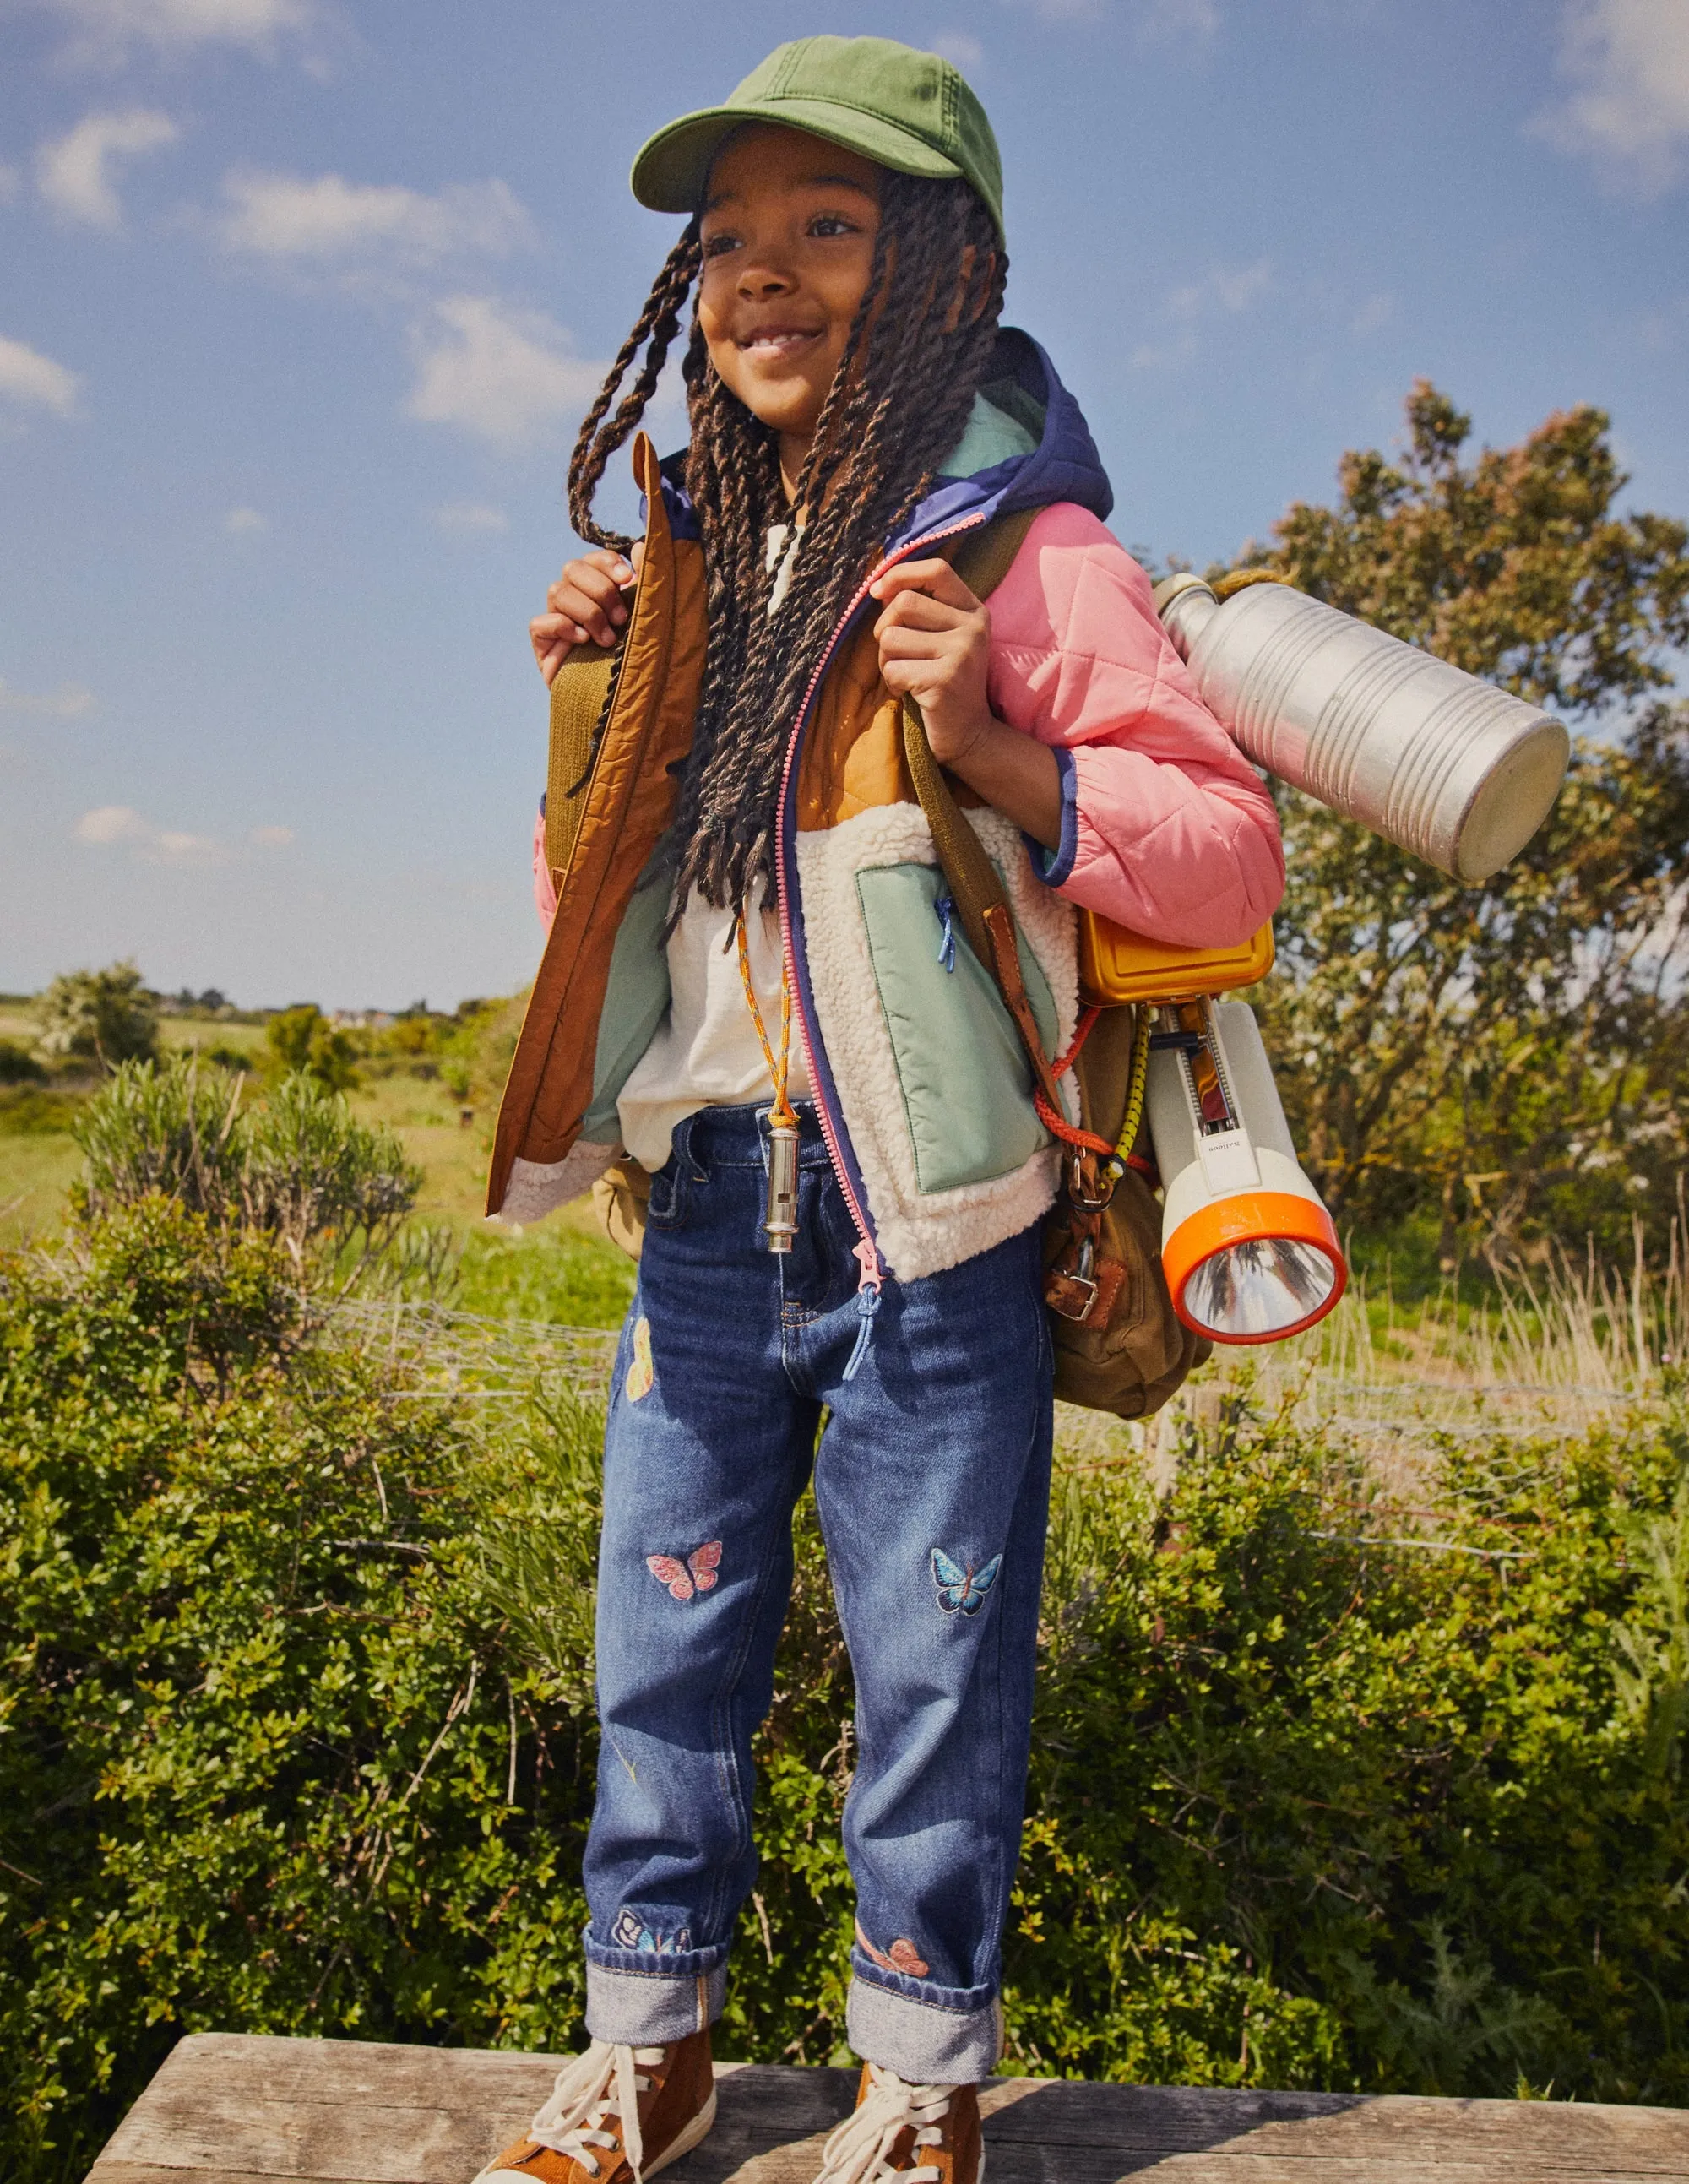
[533,807,557,929]
[984,503,1284,948]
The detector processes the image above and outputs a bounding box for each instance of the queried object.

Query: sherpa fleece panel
[983,502,1284,949]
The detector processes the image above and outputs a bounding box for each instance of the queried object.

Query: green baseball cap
[630,35,1005,245]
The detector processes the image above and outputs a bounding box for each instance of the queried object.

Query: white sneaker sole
[476,2086,718,2183]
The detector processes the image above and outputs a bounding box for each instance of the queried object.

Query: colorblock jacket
[488,330,1284,1286]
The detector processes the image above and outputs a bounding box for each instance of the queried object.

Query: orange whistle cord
[736,914,800,1131]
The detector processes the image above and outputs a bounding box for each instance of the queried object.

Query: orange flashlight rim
[1165,1189,1349,1345]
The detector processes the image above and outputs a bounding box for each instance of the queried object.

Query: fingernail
[611,606,627,625]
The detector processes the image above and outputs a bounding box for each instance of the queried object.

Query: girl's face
[698,124,883,459]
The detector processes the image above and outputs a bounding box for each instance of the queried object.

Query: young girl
[481,36,1282,2184]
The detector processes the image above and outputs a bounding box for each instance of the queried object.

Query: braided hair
[569,171,1008,915]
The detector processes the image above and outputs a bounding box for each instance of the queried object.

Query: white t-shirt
[616,899,812,1171]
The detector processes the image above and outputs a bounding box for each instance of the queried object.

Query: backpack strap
[544,643,621,893]
[900,508,1073,1122]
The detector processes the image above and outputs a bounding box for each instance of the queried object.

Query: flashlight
[1146,998,1345,1344]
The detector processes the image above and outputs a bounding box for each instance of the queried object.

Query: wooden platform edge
[84,2032,1689,2184]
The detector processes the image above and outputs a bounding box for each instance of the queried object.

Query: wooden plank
[979,2080,1689,2168]
[84,2035,1689,2184]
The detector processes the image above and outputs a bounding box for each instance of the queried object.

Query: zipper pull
[843,1237,884,1382]
[934,893,957,973]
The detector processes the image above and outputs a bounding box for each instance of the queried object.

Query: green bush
[35,961,159,1069]
[3,1213,1687,2184]
[73,1055,423,1283]
[0,1037,46,1085]
[265,1005,358,1092]
[0,1200,602,2184]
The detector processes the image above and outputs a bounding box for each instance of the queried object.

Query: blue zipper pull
[843,1237,884,1383]
[843,1280,881,1382]
[934,893,957,973]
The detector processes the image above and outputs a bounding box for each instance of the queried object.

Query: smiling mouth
[738,327,823,358]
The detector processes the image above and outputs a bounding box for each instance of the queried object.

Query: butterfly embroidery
[855,1920,930,1979]
[625,1316,654,1402]
[931,1548,1002,1616]
[647,1540,722,1601]
[613,1907,690,1955]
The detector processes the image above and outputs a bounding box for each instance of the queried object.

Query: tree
[1229,387,1689,1263]
[265,1003,358,1092]
[35,960,159,1068]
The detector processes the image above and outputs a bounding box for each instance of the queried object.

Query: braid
[567,174,1009,915]
[673,172,1007,913]
[568,222,702,552]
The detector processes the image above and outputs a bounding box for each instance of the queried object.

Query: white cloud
[216,171,532,274]
[225,505,267,532]
[0,333,80,416]
[74,802,149,843]
[0,165,19,204]
[432,500,508,534]
[37,110,179,232]
[74,803,232,863]
[406,296,603,449]
[249,823,293,846]
[24,0,318,63]
[153,829,231,864]
[1130,258,1271,367]
[1350,291,1395,336]
[1533,0,1689,193]
[930,30,985,68]
[0,676,95,715]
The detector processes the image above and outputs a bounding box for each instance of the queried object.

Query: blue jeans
[582,1102,1054,2082]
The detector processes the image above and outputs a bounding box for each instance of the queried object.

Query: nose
[736,258,796,300]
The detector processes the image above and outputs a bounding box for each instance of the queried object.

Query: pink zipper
[774,509,991,1292]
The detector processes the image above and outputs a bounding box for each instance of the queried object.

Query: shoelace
[524,2040,665,2181]
[812,2067,955,2184]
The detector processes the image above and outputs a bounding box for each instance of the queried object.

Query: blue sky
[2,0,1686,1010]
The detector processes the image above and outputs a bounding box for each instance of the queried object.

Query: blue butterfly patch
[931,1548,1003,1616]
[612,1907,690,1955]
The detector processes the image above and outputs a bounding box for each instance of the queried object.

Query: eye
[702,230,740,259]
[808,213,861,239]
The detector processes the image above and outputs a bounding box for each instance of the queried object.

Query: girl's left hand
[870,558,995,766]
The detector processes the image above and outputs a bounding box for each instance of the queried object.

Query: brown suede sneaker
[809,2062,981,2182]
[477,2029,715,2182]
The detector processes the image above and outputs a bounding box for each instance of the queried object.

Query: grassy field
[0,1000,637,1326]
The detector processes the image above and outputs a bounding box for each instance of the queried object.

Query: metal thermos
[1154,575,1571,883]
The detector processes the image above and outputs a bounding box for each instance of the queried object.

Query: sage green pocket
[855,860,1056,1195]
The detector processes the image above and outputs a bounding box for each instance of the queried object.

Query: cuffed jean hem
[584,1955,727,2045]
[846,1967,1003,2083]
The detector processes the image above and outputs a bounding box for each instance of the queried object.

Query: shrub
[3,1213,1688,2184]
[0,1201,600,2183]
[0,1037,46,1084]
[265,1005,358,1092]
[35,961,158,1069]
[72,1055,423,1283]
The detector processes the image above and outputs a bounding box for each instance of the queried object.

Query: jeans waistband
[677,1100,834,1173]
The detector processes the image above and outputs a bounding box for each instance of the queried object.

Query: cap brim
[632,97,964,220]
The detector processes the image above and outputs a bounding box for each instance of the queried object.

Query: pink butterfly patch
[646,1541,722,1602]
[855,1920,930,1979]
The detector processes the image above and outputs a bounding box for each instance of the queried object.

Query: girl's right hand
[530,541,644,686]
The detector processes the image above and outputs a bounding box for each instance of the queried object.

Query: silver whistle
[764,1116,800,1252]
